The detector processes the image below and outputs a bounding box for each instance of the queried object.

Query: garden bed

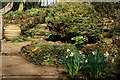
[2,2,120,80]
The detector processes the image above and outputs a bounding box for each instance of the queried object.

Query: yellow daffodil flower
[104,51,109,57]
[85,60,88,63]
[67,49,70,52]
[66,56,68,58]
[70,52,74,56]
[79,51,83,54]
[83,55,85,58]
[112,58,114,63]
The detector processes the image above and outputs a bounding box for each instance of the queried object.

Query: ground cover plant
[20,41,72,66]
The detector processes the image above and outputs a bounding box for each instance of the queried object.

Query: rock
[4,24,21,40]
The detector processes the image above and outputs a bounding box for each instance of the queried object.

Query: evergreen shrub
[46,2,104,43]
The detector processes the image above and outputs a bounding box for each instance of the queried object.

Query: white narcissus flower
[111,20,114,23]
[112,58,114,63]
[67,49,70,52]
[92,51,96,55]
[79,51,83,54]
[83,55,85,58]
[104,51,109,57]
[70,52,74,56]
[66,56,68,58]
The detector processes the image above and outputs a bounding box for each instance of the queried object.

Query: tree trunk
[53,0,54,6]
[47,0,48,6]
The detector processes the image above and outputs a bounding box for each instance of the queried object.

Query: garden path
[1,40,31,54]
[1,39,66,79]
[2,56,65,79]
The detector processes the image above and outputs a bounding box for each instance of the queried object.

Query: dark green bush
[46,2,104,43]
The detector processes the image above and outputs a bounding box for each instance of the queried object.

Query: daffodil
[67,49,70,52]
[85,60,88,63]
[66,56,68,58]
[83,55,85,58]
[112,58,114,63]
[80,61,83,63]
[70,52,74,56]
[104,51,109,57]
[79,51,83,54]
[92,51,96,55]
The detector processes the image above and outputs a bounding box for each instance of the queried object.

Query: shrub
[46,2,104,43]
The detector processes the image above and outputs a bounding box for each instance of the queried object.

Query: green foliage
[71,36,88,47]
[85,50,108,79]
[46,2,104,43]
